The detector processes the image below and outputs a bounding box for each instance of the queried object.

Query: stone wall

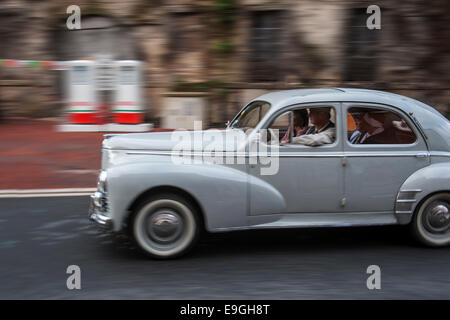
[0,0,448,124]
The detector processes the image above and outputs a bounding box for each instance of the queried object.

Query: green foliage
[213,0,235,25]
[172,79,229,93]
[214,40,234,54]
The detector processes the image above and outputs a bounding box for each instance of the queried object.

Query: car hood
[102,129,248,152]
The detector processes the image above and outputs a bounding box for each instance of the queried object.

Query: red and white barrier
[58,59,151,132]
[113,61,145,124]
[65,61,98,124]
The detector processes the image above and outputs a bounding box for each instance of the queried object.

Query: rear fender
[395,163,450,224]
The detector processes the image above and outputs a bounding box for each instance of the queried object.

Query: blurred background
[0,0,449,189]
[0,0,449,125]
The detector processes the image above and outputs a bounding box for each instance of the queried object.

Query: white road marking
[0,188,96,198]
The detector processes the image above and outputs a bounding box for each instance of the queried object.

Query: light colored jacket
[292,127,336,146]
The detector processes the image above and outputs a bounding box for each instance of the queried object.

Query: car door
[342,103,430,213]
[248,103,345,215]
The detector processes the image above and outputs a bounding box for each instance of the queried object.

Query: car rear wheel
[131,194,200,259]
[411,192,450,247]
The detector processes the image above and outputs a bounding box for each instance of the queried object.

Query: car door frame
[247,102,346,215]
[341,102,431,213]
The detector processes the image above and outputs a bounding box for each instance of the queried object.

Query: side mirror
[225,120,231,127]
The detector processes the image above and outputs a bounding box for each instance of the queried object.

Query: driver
[292,107,335,146]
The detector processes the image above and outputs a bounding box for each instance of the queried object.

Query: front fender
[248,175,286,215]
[396,162,450,224]
[107,160,250,232]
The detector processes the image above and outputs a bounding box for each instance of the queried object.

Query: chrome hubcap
[424,202,450,233]
[147,210,183,243]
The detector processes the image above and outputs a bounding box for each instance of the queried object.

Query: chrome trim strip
[126,150,430,158]
[430,151,450,157]
[126,150,345,158]
[344,152,429,158]
[127,150,249,156]
[126,150,207,156]
[278,153,343,158]
[395,189,421,216]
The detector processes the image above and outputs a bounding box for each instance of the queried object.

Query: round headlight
[97,170,107,193]
[93,191,103,207]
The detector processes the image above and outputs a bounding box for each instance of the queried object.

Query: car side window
[347,107,416,144]
[230,101,271,129]
[267,106,337,147]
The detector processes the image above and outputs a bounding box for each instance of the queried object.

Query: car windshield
[229,101,271,130]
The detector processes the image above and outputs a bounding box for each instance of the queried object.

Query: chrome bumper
[88,193,113,230]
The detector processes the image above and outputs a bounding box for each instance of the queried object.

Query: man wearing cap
[292,107,336,146]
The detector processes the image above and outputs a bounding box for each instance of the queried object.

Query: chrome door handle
[415,152,429,158]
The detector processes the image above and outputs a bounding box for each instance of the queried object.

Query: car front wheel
[131,194,200,259]
[411,192,450,247]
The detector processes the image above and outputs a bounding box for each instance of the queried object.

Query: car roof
[253,88,430,113]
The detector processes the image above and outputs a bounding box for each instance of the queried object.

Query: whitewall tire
[132,194,200,259]
[411,193,450,247]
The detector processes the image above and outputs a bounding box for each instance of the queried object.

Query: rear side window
[347,107,416,144]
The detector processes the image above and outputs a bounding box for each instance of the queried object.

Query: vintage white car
[89,88,450,259]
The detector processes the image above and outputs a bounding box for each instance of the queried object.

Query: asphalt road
[1,196,449,299]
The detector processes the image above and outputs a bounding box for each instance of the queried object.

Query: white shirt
[292,126,336,146]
